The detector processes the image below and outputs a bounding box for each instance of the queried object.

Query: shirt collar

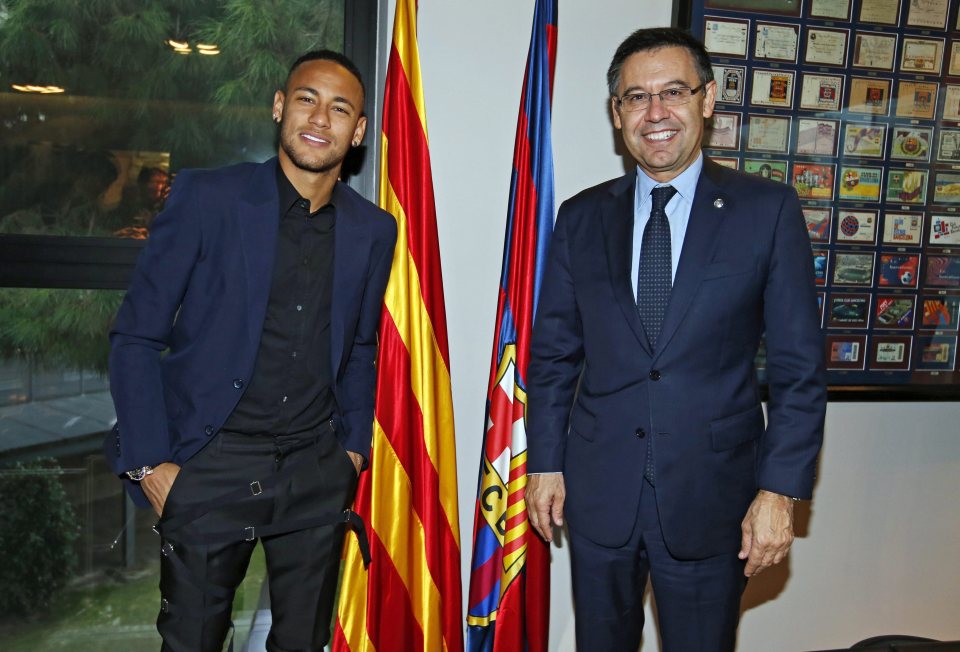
[635,153,703,209]
[275,165,341,215]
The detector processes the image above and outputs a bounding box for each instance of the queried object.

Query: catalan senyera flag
[466,2,558,651]
[332,1,462,651]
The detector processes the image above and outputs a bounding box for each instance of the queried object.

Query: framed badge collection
[692,0,960,391]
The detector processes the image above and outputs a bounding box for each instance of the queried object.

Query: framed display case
[687,0,960,396]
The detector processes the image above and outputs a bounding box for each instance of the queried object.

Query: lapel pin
[713,198,724,208]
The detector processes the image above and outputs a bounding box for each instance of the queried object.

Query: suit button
[649,370,661,381]
[204,425,214,436]
[635,428,646,439]
[233,378,243,389]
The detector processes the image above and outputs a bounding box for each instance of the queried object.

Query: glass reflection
[0,0,345,238]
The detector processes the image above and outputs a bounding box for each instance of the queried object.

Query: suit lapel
[602,173,652,355]
[330,185,371,380]
[239,159,281,351]
[655,160,729,356]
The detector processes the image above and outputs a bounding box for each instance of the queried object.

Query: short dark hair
[606,27,714,96]
[286,49,365,100]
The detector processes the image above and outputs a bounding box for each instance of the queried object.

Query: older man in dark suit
[526,28,826,652]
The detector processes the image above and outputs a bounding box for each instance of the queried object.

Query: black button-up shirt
[221,167,337,436]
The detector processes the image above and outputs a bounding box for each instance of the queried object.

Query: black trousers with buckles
[154,423,368,652]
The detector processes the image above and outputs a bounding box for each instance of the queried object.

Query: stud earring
[273,114,280,123]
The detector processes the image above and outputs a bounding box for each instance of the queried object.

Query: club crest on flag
[470,344,530,624]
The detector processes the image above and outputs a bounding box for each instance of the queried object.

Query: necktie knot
[651,185,677,215]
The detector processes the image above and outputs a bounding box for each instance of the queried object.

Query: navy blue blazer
[105,158,397,506]
[527,159,826,559]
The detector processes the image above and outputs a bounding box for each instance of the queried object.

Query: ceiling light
[166,39,219,55]
[11,84,65,94]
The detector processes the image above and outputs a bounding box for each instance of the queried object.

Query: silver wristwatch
[125,466,154,481]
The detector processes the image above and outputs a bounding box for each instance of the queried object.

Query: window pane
[0,0,346,238]
[0,287,266,649]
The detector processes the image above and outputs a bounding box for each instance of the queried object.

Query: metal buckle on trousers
[244,526,256,541]
[250,480,262,496]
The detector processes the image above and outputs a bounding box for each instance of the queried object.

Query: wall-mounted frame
[686,0,960,396]
[754,21,800,62]
[810,0,852,22]
[796,117,840,156]
[708,110,743,148]
[804,27,849,67]
[858,0,901,26]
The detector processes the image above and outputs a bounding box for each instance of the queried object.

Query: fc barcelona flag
[333,0,463,650]
[466,1,558,651]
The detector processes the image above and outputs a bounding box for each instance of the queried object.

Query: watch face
[126,466,149,481]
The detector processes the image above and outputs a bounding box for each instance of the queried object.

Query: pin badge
[714,198,724,208]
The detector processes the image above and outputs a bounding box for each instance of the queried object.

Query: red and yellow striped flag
[333,1,463,650]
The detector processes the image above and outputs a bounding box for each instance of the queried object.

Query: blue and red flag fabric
[466,2,558,651]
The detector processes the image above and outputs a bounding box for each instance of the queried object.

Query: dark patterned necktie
[639,185,675,487]
[638,185,677,350]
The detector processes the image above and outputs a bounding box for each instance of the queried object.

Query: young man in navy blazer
[526,28,826,651]
[106,50,396,651]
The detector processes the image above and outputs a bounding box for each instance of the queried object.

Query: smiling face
[273,59,366,177]
[611,46,716,183]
